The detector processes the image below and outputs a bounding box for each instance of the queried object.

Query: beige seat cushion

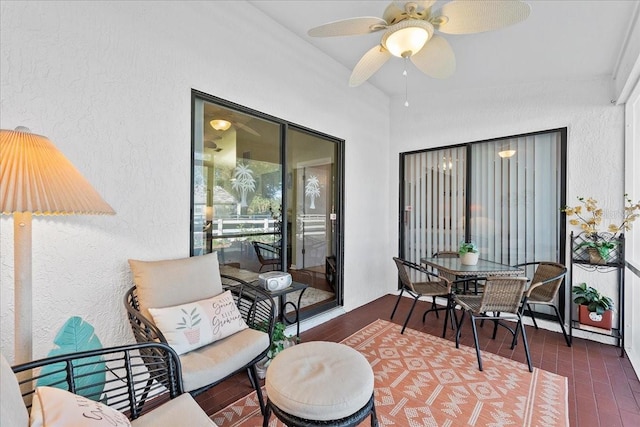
[131,393,217,427]
[180,327,269,392]
[1,353,29,427]
[129,252,223,320]
[265,341,374,421]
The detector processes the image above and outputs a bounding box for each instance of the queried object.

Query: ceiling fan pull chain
[403,57,409,107]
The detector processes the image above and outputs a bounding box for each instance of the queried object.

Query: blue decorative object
[37,316,105,400]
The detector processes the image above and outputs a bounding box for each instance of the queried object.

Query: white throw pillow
[148,290,248,355]
[30,386,131,427]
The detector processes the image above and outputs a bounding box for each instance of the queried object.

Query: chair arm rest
[124,286,168,345]
[221,274,275,339]
[12,342,183,420]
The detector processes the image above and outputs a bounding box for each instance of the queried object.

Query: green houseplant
[572,283,614,330]
[255,321,298,378]
[458,241,479,265]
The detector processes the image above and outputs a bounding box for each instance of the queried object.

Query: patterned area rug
[212,319,569,427]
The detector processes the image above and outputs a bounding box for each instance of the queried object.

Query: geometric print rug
[212,319,569,426]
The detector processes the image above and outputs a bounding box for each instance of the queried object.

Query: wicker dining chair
[391,257,454,336]
[453,276,533,372]
[514,261,570,346]
[252,241,282,272]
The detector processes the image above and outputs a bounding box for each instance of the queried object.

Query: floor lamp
[0,127,115,364]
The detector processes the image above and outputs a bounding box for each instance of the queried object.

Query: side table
[253,281,308,338]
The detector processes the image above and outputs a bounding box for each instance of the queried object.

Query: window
[400,129,567,313]
[191,91,344,318]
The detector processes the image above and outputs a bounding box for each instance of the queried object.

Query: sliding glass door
[191,91,342,318]
[400,128,567,315]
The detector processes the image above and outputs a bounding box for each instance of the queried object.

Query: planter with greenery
[458,241,479,265]
[255,321,298,379]
[572,283,614,330]
[562,194,639,264]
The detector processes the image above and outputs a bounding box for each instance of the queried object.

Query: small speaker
[258,272,292,291]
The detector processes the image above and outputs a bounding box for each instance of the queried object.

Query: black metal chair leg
[432,296,440,319]
[455,310,466,348]
[262,400,272,427]
[518,316,533,372]
[527,303,540,329]
[550,304,571,347]
[401,296,419,334]
[248,365,266,415]
[470,314,483,371]
[441,298,450,338]
[390,289,404,319]
[491,313,500,339]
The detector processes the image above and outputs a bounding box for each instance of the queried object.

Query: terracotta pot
[578,305,612,330]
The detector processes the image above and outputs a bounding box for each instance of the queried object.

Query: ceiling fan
[308,0,531,87]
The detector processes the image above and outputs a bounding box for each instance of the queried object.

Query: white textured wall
[0,0,392,363]
[388,76,626,338]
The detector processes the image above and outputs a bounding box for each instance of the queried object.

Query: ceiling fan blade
[434,0,531,35]
[308,17,387,37]
[349,45,392,87]
[233,122,260,137]
[410,34,456,79]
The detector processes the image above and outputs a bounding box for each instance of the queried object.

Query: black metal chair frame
[124,274,275,414]
[264,393,378,427]
[391,257,455,336]
[11,342,184,420]
[454,276,533,372]
[513,261,570,347]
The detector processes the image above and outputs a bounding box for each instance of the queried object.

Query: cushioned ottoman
[264,341,378,427]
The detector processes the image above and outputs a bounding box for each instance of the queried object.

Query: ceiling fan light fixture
[382,20,433,58]
[210,119,232,131]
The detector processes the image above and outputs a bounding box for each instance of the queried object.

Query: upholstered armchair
[124,253,275,414]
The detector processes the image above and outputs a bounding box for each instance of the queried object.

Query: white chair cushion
[265,341,374,421]
[128,252,223,321]
[148,290,248,355]
[179,328,269,392]
[131,394,217,427]
[0,353,29,427]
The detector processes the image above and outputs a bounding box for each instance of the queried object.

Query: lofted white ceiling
[249,0,639,98]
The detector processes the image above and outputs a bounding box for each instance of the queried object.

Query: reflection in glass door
[191,92,342,320]
[287,128,340,308]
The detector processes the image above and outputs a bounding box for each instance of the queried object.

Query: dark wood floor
[195,294,640,427]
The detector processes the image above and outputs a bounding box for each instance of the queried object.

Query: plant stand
[569,232,625,356]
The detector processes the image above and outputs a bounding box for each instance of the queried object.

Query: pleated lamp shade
[1,128,115,215]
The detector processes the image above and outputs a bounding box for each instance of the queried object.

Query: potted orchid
[562,194,639,264]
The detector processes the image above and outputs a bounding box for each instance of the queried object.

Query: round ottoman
[263,341,377,427]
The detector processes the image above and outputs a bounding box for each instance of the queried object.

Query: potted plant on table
[572,282,614,330]
[458,241,479,265]
[562,195,639,264]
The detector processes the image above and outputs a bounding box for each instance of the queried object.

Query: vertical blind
[402,129,565,269]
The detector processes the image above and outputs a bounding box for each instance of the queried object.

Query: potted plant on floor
[255,321,298,379]
[572,282,614,330]
[458,241,479,265]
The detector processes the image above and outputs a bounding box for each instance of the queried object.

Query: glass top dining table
[420,257,525,278]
